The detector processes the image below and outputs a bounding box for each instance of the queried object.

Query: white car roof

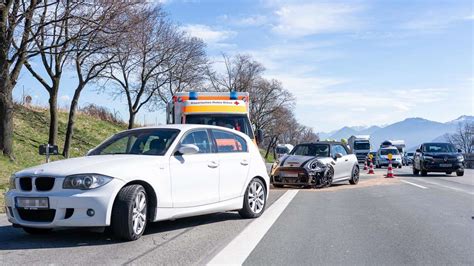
[123,124,250,139]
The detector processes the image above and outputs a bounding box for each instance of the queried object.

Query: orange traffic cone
[363,160,368,170]
[368,160,375,174]
[386,160,394,178]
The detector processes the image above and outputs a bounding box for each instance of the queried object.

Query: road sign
[388,153,393,160]
[369,153,373,160]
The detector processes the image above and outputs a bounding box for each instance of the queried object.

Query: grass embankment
[0,105,126,210]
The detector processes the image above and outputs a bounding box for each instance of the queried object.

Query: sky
[14,0,473,132]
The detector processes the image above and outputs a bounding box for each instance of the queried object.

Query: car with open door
[271,141,359,188]
[5,125,269,241]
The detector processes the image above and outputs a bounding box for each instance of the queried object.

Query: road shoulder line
[400,180,428,189]
[207,190,299,265]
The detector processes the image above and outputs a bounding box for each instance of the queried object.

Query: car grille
[17,209,56,222]
[35,177,55,191]
[19,177,32,191]
[19,177,55,191]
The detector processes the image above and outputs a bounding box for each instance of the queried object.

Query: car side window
[212,130,248,153]
[331,145,347,157]
[181,130,212,154]
[338,145,348,155]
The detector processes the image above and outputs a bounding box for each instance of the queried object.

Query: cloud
[271,2,364,37]
[181,24,236,44]
[400,9,473,32]
[234,15,268,26]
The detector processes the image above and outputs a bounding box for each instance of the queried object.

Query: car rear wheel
[111,184,148,241]
[456,171,464,176]
[349,165,359,185]
[239,178,266,218]
[22,227,52,235]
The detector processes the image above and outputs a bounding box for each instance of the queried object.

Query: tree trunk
[0,81,14,158]
[265,136,277,159]
[63,86,83,158]
[128,111,136,129]
[48,90,58,145]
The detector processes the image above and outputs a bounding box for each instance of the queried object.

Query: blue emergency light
[230,91,238,100]
[189,91,198,100]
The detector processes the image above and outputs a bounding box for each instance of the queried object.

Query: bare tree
[0,0,39,158]
[23,0,81,145]
[62,1,131,158]
[249,78,295,133]
[155,35,208,107]
[446,122,474,153]
[207,53,264,92]
[102,6,188,129]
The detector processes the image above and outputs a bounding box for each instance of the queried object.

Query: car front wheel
[111,184,148,241]
[413,166,419,175]
[349,165,359,185]
[239,178,266,218]
[456,171,464,176]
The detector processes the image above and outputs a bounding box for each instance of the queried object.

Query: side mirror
[178,144,199,155]
[335,153,343,159]
[458,149,462,153]
[256,129,264,144]
[86,149,94,156]
[416,149,421,153]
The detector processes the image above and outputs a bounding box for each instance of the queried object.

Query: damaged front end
[272,159,328,188]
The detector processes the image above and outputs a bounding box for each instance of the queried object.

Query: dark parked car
[413,143,464,176]
[403,152,414,165]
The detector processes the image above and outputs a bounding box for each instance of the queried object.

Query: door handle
[240,159,249,166]
[345,159,348,161]
[208,161,219,168]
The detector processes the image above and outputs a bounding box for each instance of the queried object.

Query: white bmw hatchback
[5,125,269,240]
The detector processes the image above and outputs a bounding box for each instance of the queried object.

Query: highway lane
[244,167,474,265]
[1,167,472,265]
[0,191,288,265]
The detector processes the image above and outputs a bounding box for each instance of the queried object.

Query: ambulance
[166,91,263,144]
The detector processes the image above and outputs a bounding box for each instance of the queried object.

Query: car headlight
[457,155,464,162]
[423,155,433,160]
[8,175,16,190]
[63,174,113,190]
[306,159,326,172]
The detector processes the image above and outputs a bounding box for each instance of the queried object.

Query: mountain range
[318,115,474,151]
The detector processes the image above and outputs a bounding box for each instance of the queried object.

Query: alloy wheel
[248,181,265,214]
[132,191,147,235]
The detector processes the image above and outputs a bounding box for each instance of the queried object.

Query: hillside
[0,105,126,209]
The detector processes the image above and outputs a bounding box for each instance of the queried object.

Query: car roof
[119,124,250,139]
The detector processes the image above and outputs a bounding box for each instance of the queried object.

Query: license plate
[281,172,298,178]
[439,164,452,167]
[16,197,49,209]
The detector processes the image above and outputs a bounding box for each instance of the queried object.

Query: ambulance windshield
[186,114,254,139]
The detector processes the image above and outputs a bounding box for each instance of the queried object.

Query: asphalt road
[1,167,473,265]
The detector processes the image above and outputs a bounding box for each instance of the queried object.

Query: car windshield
[354,142,370,150]
[406,152,414,156]
[89,129,180,156]
[380,149,399,155]
[276,147,290,154]
[291,144,330,157]
[423,143,456,153]
[185,114,254,139]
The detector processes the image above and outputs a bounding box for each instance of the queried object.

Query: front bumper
[5,179,125,228]
[422,161,464,172]
[378,159,401,166]
[271,167,324,186]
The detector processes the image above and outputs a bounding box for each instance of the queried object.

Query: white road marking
[414,179,474,195]
[207,190,299,265]
[400,180,428,189]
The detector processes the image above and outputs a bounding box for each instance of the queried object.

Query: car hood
[424,153,459,159]
[279,155,328,168]
[15,155,166,179]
